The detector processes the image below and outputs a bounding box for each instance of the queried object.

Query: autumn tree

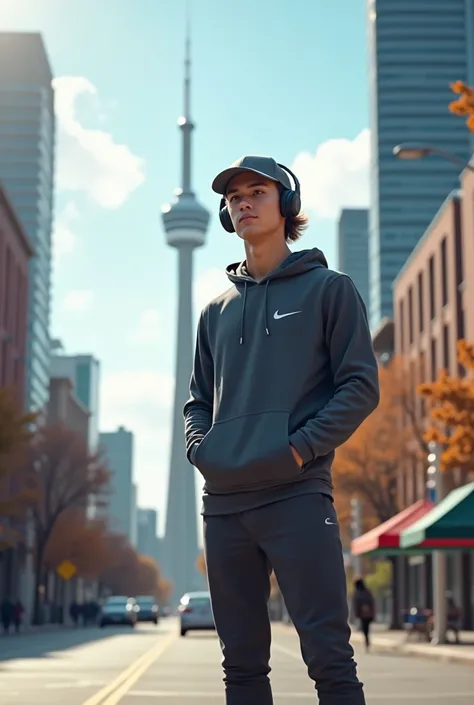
[196,551,206,576]
[449,81,474,131]
[0,387,37,549]
[334,360,411,527]
[418,340,474,489]
[157,577,173,606]
[99,534,167,599]
[44,509,110,579]
[25,424,111,623]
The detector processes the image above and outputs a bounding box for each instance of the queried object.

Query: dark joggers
[204,493,365,705]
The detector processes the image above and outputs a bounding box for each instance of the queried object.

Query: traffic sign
[57,560,77,581]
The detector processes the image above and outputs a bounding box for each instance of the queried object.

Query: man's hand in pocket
[290,445,303,468]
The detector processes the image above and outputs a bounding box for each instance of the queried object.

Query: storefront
[351,487,474,628]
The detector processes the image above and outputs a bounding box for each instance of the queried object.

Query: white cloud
[291,129,370,219]
[53,201,79,262]
[53,76,145,209]
[61,289,95,312]
[132,309,161,344]
[194,267,229,313]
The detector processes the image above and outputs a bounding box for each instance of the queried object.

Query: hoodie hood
[225,248,328,284]
[224,248,329,345]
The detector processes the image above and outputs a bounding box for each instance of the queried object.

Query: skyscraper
[0,33,55,411]
[337,208,369,309]
[50,345,101,450]
[99,426,135,542]
[161,30,210,603]
[367,0,474,329]
[137,508,160,560]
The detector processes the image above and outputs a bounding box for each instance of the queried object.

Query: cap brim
[211,167,278,195]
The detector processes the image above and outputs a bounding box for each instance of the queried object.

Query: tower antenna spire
[180,0,193,194]
[184,0,191,121]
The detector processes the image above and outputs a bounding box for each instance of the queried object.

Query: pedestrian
[184,156,380,705]
[352,579,375,651]
[1,597,14,635]
[69,601,80,627]
[13,600,24,634]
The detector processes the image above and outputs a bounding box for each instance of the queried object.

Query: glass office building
[0,33,55,411]
[368,0,474,329]
[337,208,369,310]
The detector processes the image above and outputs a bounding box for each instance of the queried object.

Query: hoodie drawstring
[264,280,270,336]
[239,282,247,345]
[239,280,271,345]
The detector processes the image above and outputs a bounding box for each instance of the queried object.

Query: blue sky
[1,0,370,537]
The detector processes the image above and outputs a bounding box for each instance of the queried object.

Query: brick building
[393,166,474,626]
[0,183,33,601]
[0,183,32,404]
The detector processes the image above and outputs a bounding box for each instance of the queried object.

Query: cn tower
[161,25,210,604]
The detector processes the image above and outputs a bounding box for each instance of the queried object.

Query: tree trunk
[32,544,44,626]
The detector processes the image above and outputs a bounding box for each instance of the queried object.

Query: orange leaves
[449,81,474,131]
[418,340,474,475]
[0,387,38,546]
[99,536,166,598]
[28,424,111,546]
[334,358,419,527]
[196,551,207,576]
[44,509,110,579]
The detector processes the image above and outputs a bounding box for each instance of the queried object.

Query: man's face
[225,172,284,242]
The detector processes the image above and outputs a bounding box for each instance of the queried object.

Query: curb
[350,632,474,665]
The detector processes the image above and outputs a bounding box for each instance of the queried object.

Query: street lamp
[427,441,447,645]
[393,143,474,173]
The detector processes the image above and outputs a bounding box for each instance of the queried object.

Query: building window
[441,237,448,307]
[431,338,437,381]
[399,299,405,353]
[408,286,414,345]
[429,255,435,320]
[443,324,450,372]
[417,271,424,333]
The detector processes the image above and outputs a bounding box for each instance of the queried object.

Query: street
[1,620,473,704]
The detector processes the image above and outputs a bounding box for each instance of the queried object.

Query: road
[1,619,473,704]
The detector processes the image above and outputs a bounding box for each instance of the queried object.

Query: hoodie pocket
[194,410,302,492]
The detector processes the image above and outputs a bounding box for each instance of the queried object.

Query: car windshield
[189,597,211,607]
[105,597,128,605]
[137,597,155,604]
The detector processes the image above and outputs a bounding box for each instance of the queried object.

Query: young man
[184,156,379,705]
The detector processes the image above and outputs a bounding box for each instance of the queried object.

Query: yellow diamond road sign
[57,560,77,581]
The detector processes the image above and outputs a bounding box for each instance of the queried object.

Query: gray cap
[212,155,292,195]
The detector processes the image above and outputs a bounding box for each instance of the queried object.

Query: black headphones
[218,163,302,234]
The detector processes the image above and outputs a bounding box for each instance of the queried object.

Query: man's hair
[278,184,308,242]
[285,212,309,243]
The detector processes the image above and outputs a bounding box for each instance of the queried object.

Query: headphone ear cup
[290,191,301,217]
[219,203,235,233]
[279,189,301,219]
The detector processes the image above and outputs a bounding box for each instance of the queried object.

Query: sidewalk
[349,622,474,665]
[1,622,79,638]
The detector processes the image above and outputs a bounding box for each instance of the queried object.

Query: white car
[178,591,215,636]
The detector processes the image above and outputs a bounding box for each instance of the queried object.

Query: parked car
[136,595,159,624]
[178,591,215,637]
[99,596,138,628]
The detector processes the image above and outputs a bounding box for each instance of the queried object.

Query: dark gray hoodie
[184,248,379,515]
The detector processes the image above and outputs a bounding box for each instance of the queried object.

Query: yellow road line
[82,632,176,705]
